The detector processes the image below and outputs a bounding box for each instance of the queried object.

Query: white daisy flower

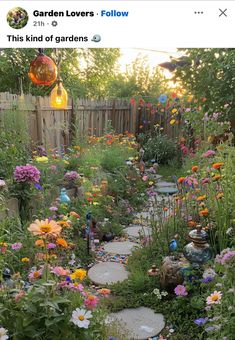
[0,327,9,340]
[70,308,92,329]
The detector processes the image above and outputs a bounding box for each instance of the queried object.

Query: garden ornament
[148,264,159,277]
[183,225,212,267]
[28,48,57,86]
[59,188,71,204]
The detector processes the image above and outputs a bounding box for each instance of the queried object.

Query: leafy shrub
[142,133,177,164]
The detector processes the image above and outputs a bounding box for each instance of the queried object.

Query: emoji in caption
[91,34,101,42]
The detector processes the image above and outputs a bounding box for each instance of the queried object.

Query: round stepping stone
[156,181,176,188]
[106,307,165,340]
[88,262,128,285]
[104,241,140,255]
[124,225,152,238]
[157,187,178,195]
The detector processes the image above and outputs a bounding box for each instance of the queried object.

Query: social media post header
[0,1,234,47]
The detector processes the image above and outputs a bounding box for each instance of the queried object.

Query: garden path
[88,173,177,339]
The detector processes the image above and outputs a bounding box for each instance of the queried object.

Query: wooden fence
[0,92,179,149]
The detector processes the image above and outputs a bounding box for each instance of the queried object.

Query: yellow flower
[21,257,30,263]
[70,269,87,281]
[149,181,154,186]
[35,156,48,163]
[171,108,178,114]
[216,192,224,200]
[170,119,176,125]
[196,195,206,202]
[63,160,69,165]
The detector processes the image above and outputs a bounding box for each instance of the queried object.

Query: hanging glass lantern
[50,78,68,109]
[28,49,57,86]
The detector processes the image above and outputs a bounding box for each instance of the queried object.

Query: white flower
[0,180,6,188]
[153,288,160,295]
[161,291,168,296]
[0,327,9,340]
[203,268,216,279]
[70,308,92,329]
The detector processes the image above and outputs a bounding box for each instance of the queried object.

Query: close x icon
[219,8,228,17]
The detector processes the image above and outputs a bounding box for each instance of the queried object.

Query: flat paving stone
[106,307,165,340]
[104,241,140,255]
[156,181,176,188]
[88,262,128,285]
[156,187,178,195]
[124,225,152,238]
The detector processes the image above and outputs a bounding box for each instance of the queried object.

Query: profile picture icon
[7,7,29,29]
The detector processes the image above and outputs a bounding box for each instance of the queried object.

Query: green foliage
[0,48,120,98]
[107,56,165,98]
[0,108,30,180]
[174,49,235,119]
[141,132,177,164]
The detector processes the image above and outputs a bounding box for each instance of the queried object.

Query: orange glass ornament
[28,52,57,86]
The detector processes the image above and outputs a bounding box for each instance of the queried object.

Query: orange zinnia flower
[192,165,199,172]
[188,221,197,228]
[56,238,68,248]
[196,195,206,202]
[213,174,221,181]
[28,219,61,237]
[35,239,45,247]
[199,208,209,217]
[70,211,80,219]
[177,177,185,184]
[57,220,71,228]
[212,162,224,170]
[163,207,168,212]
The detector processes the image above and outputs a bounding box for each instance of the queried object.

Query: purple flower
[205,326,216,332]
[64,171,79,182]
[34,183,43,190]
[49,206,58,212]
[47,243,56,249]
[194,317,208,326]
[202,277,213,284]
[14,165,40,184]
[174,285,188,296]
[108,338,118,340]
[11,242,23,250]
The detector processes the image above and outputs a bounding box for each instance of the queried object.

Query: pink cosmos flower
[174,285,188,296]
[68,283,84,292]
[202,178,210,185]
[84,295,99,309]
[28,267,43,281]
[142,175,148,182]
[15,290,25,302]
[202,150,216,158]
[11,242,23,250]
[51,266,70,277]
